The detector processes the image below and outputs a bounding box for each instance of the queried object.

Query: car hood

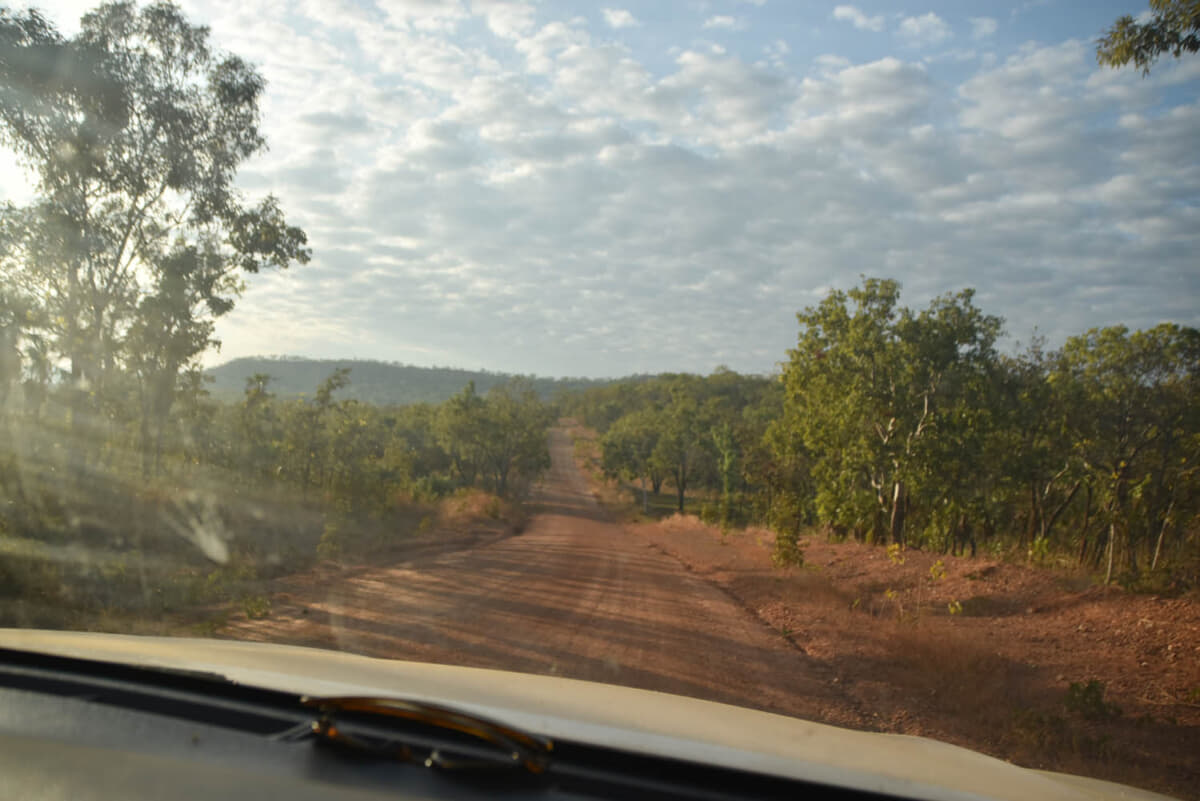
[0,629,1175,801]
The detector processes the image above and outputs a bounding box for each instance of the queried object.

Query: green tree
[601,407,663,513]
[1097,0,1200,74]
[0,288,32,408]
[778,278,1002,545]
[478,379,552,494]
[653,389,707,513]
[1055,324,1200,583]
[0,1,308,469]
[710,421,739,528]
[237,372,278,481]
[281,367,350,493]
[436,381,486,487]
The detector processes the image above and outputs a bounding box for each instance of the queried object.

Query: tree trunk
[1126,528,1139,577]
[1026,481,1039,549]
[1042,480,1081,542]
[1077,483,1093,566]
[890,481,906,545]
[1105,518,1116,585]
[640,474,648,514]
[139,404,153,478]
[1151,499,1174,572]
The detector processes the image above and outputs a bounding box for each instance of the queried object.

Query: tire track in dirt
[224,428,867,727]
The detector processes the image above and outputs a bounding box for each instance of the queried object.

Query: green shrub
[1008,708,1112,761]
[1028,536,1051,564]
[772,530,805,567]
[1065,680,1122,721]
[240,594,271,619]
[316,518,344,561]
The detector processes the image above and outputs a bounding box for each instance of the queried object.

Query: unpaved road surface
[227,429,863,726]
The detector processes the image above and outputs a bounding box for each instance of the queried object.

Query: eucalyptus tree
[777,278,1002,545]
[1054,324,1200,582]
[601,407,664,512]
[0,2,308,472]
[1098,0,1200,74]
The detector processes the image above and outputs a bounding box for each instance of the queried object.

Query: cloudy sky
[4,0,1199,377]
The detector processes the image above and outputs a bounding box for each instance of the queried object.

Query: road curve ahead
[229,428,846,722]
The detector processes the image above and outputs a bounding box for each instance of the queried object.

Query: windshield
[0,0,1197,798]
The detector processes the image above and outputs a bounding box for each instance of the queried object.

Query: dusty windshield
[1,0,1198,798]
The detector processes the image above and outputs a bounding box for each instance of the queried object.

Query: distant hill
[204,356,618,406]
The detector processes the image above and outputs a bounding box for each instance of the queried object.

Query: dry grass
[437,489,526,531]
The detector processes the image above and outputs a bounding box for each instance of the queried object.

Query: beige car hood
[0,629,1175,801]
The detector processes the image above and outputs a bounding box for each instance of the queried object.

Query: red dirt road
[226,429,864,727]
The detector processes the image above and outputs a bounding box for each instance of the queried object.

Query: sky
[2,0,1198,377]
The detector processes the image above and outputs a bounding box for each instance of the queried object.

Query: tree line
[571,279,1199,587]
[205,356,618,407]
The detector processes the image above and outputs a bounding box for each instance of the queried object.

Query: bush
[772,529,805,567]
[240,594,271,619]
[1008,709,1114,762]
[1065,680,1122,721]
[316,518,344,561]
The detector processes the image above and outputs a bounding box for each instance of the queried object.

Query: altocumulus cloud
[7,0,1198,377]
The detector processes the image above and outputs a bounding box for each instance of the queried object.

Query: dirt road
[222,428,1200,798]
[226,429,862,726]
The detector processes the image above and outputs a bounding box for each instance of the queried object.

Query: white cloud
[514,20,590,74]
[223,9,1198,374]
[763,38,789,66]
[702,15,745,31]
[897,12,952,47]
[601,8,638,30]
[788,57,934,144]
[7,0,1198,377]
[832,5,884,33]
[472,0,535,39]
[376,0,469,32]
[969,16,998,40]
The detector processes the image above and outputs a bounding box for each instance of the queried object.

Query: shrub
[316,518,344,561]
[1065,680,1122,721]
[772,529,805,567]
[240,594,271,620]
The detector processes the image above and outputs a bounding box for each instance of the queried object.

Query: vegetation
[0,0,1196,633]
[206,356,619,406]
[0,1,553,627]
[569,368,781,524]
[1065,680,1123,721]
[0,359,552,626]
[568,279,1200,588]
[1097,0,1200,74]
